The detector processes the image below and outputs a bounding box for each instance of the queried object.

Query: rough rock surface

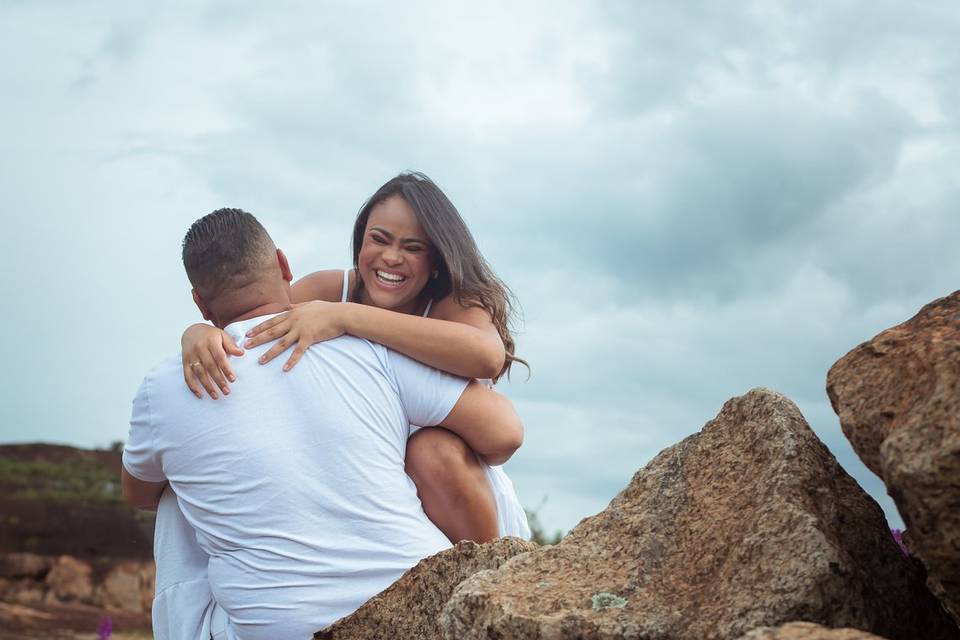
[43,555,92,603]
[315,537,536,639]
[6,579,44,605]
[0,552,155,616]
[0,553,52,580]
[441,389,958,640]
[95,560,155,612]
[738,622,888,639]
[827,290,960,622]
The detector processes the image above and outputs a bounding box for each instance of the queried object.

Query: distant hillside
[0,443,153,559]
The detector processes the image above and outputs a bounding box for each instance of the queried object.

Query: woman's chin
[363,274,424,312]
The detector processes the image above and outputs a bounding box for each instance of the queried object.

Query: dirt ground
[0,601,152,639]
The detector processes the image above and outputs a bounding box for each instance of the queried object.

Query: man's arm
[438,381,524,466]
[123,379,167,510]
[121,467,167,511]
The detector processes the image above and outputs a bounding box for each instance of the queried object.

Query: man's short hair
[182,208,276,298]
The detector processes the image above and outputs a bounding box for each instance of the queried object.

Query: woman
[181,172,530,543]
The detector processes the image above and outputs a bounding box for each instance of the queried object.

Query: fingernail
[244,342,253,349]
[211,393,218,399]
[223,388,230,395]
[228,374,236,382]
[283,364,290,372]
[259,356,266,364]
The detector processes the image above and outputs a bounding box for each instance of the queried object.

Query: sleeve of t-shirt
[385,349,471,427]
[121,376,166,483]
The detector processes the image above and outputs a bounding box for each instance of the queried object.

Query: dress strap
[340,269,350,303]
[422,298,433,317]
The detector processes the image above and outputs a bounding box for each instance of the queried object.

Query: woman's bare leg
[405,427,499,543]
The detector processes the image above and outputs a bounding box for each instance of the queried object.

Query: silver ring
[190,362,202,368]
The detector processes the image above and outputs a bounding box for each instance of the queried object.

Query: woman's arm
[121,468,167,511]
[341,298,506,379]
[246,294,506,379]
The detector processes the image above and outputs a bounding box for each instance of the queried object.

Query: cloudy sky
[2,1,958,534]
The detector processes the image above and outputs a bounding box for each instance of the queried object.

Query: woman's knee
[406,427,479,486]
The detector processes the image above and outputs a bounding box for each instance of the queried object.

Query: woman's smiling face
[357,195,436,314]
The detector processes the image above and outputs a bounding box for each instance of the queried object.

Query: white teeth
[376,270,406,283]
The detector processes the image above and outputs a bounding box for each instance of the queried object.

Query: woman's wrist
[336,301,361,335]
[182,322,212,344]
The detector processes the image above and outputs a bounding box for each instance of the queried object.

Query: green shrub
[0,456,122,503]
[525,505,564,546]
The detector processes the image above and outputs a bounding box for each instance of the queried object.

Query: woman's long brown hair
[351,172,527,381]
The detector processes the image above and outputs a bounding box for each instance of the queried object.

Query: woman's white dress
[341,269,530,539]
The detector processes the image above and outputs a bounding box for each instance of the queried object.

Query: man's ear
[192,289,212,321]
[276,248,293,283]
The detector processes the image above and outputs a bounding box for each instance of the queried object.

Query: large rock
[43,555,93,603]
[827,291,960,621]
[441,389,958,640]
[6,578,45,605]
[0,552,53,579]
[738,622,888,639]
[316,537,536,639]
[95,560,154,612]
[139,561,156,612]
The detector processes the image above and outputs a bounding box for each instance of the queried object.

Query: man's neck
[210,282,292,329]
[220,302,290,328]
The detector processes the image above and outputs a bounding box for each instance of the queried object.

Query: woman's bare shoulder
[430,294,493,327]
[291,269,351,303]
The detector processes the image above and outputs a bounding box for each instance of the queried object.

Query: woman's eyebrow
[370,226,426,244]
[369,226,394,239]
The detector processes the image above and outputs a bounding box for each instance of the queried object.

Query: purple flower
[97,615,112,640]
[891,528,909,557]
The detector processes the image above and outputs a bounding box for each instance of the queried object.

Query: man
[121,208,523,639]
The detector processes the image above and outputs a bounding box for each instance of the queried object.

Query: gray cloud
[2,0,956,532]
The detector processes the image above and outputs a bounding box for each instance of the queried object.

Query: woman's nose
[382,246,402,264]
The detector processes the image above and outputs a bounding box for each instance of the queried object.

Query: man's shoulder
[322,334,386,357]
[320,335,392,371]
[134,353,190,399]
[145,353,186,380]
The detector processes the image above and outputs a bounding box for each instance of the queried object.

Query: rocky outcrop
[827,291,960,622]
[440,389,957,640]
[0,552,154,613]
[3,578,45,605]
[316,537,536,639]
[738,622,889,639]
[0,552,53,580]
[95,560,155,612]
[44,555,93,603]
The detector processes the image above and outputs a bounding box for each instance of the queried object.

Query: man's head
[182,208,293,327]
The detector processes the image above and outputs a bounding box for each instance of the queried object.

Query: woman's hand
[244,301,349,371]
[181,323,244,400]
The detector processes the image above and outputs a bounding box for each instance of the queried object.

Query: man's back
[123,314,462,638]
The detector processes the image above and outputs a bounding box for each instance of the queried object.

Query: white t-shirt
[123,314,468,639]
